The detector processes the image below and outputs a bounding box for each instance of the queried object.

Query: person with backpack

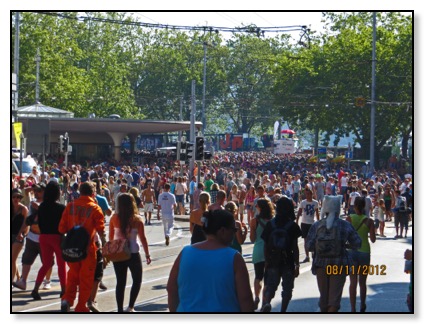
[249,198,274,311]
[260,196,302,312]
[305,195,362,312]
[393,189,409,238]
[346,197,376,312]
[58,182,106,312]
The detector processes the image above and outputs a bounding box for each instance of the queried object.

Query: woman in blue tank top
[167,209,254,312]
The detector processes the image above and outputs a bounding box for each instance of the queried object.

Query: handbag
[103,239,131,262]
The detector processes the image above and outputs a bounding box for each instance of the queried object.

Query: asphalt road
[11,211,413,313]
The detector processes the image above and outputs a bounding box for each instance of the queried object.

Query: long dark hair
[117,193,137,235]
[43,181,61,203]
[275,196,296,222]
[202,209,234,235]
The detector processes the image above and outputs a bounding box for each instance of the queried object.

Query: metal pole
[370,12,377,172]
[19,134,24,178]
[64,132,68,168]
[190,80,196,178]
[202,43,207,133]
[14,12,20,111]
[178,95,183,142]
[35,48,40,102]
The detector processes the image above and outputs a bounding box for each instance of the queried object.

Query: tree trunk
[401,132,409,158]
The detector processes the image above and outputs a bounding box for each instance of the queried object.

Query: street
[12,210,412,313]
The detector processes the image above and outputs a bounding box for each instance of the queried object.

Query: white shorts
[144,203,154,213]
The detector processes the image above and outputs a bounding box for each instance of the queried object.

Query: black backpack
[315,218,343,258]
[267,218,293,262]
[61,207,90,263]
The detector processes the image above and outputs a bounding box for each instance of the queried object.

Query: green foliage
[12,11,411,162]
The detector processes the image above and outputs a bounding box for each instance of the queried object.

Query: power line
[35,12,309,37]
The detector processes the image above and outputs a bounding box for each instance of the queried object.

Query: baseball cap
[34,182,46,190]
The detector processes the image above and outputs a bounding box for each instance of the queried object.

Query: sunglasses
[12,195,22,199]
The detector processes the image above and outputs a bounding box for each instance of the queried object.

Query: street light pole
[370,12,377,172]
[201,43,207,133]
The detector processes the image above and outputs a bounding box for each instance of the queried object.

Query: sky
[128,11,326,34]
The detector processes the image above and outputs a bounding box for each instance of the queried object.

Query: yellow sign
[13,122,22,148]
[355,97,366,107]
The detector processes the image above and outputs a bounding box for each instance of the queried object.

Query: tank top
[190,224,206,245]
[12,207,25,236]
[177,246,240,312]
[350,214,371,253]
[252,218,268,264]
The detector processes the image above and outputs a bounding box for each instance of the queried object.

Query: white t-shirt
[340,176,348,187]
[299,199,319,224]
[158,191,176,217]
[349,192,361,206]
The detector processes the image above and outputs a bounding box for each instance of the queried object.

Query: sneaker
[261,303,272,312]
[42,280,51,290]
[12,279,27,291]
[254,297,260,310]
[31,290,42,300]
[99,281,108,290]
[303,256,310,263]
[88,301,100,313]
[165,236,170,246]
[61,300,70,312]
[125,307,135,312]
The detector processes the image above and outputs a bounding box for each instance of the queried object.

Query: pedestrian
[30,182,67,300]
[13,183,54,291]
[306,195,362,312]
[59,181,106,312]
[189,192,210,245]
[157,183,177,246]
[249,198,274,310]
[225,201,248,254]
[141,181,156,225]
[346,197,376,312]
[296,187,320,263]
[109,193,151,312]
[245,186,256,225]
[11,188,29,286]
[167,209,254,312]
[393,189,408,238]
[260,196,302,312]
[208,189,226,211]
[404,249,413,312]
[374,198,386,237]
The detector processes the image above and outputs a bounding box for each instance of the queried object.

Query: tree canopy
[12,11,412,162]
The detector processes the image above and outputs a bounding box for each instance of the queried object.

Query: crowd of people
[11,150,413,312]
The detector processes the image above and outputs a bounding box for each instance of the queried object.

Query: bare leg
[349,274,358,312]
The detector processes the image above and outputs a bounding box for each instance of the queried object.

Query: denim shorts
[349,250,370,267]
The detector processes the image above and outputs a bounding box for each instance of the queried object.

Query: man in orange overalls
[59,181,105,312]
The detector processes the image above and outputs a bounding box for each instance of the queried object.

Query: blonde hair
[199,192,211,211]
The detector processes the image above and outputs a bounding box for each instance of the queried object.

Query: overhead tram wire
[35,12,309,37]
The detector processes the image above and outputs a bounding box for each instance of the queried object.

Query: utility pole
[201,43,207,133]
[35,48,40,102]
[190,80,196,178]
[14,12,20,112]
[370,12,377,172]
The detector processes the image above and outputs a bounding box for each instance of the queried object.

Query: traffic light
[186,142,194,161]
[204,151,212,160]
[179,141,187,161]
[58,135,64,152]
[195,136,204,160]
[63,136,69,152]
